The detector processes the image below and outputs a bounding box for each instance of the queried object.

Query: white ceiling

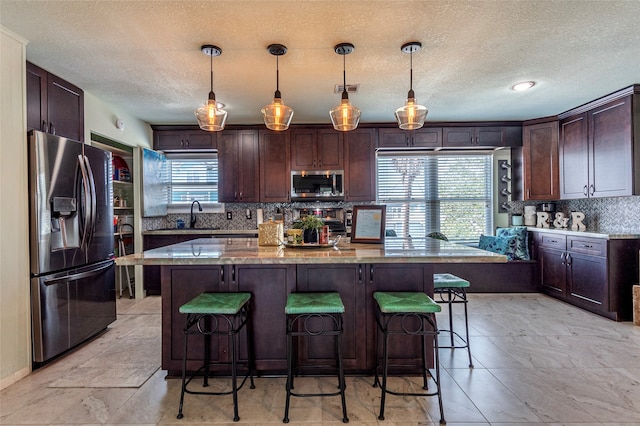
[2,0,640,126]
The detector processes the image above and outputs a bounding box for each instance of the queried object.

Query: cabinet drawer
[537,233,566,250]
[567,237,606,256]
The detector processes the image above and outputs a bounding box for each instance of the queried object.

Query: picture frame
[350,205,386,244]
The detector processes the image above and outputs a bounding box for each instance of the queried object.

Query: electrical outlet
[245,209,252,219]
[226,211,232,220]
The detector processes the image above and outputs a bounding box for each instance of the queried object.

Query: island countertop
[115,237,507,266]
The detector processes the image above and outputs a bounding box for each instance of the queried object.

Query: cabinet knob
[583,185,588,196]
[589,184,595,196]
[49,123,55,135]
[41,120,48,132]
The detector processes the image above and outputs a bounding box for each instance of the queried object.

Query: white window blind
[166,153,218,204]
[377,151,493,242]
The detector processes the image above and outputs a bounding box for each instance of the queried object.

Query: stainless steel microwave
[291,170,345,201]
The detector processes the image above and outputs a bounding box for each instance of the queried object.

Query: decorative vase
[303,229,318,243]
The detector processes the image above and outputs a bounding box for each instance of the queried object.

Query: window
[377,151,493,243]
[166,153,218,205]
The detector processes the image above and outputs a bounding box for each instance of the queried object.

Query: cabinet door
[162,265,226,374]
[46,73,84,142]
[475,127,506,146]
[154,130,187,150]
[566,251,607,312]
[344,128,376,201]
[218,130,259,202]
[538,246,566,297]
[296,264,367,371]
[237,130,260,202]
[260,130,290,202]
[233,264,295,371]
[559,113,589,199]
[184,131,215,149]
[217,131,239,202]
[378,128,409,148]
[317,129,343,169]
[366,263,435,370]
[589,97,633,197]
[523,121,559,200]
[26,62,47,133]
[413,127,442,148]
[290,129,316,170]
[442,127,474,147]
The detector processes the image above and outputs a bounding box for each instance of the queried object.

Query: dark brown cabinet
[522,120,560,200]
[442,126,522,148]
[532,231,640,321]
[27,62,84,142]
[218,129,259,202]
[153,130,215,151]
[290,128,343,170]
[344,128,377,201]
[232,264,296,372]
[559,94,638,199]
[378,127,442,149]
[259,130,290,202]
[296,264,367,371]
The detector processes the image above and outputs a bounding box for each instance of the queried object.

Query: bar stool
[176,292,255,422]
[433,273,473,368]
[283,292,348,423]
[372,291,445,424]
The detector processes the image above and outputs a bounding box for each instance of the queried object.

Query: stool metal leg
[283,316,293,423]
[177,314,191,419]
[336,316,349,423]
[230,324,239,422]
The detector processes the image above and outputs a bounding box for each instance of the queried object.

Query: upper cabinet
[153,129,215,151]
[259,130,291,202]
[218,129,260,202]
[27,62,84,142]
[378,127,442,149]
[559,86,639,199]
[442,126,522,148]
[522,120,559,200]
[290,128,343,170]
[344,128,377,201]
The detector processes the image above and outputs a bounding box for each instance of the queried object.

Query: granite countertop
[142,228,259,236]
[115,237,508,266]
[525,226,640,239]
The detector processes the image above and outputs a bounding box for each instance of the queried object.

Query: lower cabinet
[533,232,639,321]
[162,262,434,375]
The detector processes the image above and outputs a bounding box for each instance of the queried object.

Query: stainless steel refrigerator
[28,130,116,363]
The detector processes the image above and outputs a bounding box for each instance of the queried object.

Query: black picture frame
[350,205,386,244]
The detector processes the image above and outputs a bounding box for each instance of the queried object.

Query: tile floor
[2,293,640,425]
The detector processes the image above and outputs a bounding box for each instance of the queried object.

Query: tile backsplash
[511,196,640,233]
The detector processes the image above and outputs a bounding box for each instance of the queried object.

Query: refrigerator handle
[42,261,113,285]
[77,155,96,251]
[83,155,97,247]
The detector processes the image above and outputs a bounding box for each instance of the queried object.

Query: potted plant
[293,215,324,243]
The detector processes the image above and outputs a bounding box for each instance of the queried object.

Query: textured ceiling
[2,0,640,126]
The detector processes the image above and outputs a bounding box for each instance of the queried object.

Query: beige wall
[0,27,31,389]
[0,25,154,388]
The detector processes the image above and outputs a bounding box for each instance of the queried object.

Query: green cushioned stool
[373,292,445,424]
[283,292,348,423]
[434,273,473,368]
[176,292,255,422]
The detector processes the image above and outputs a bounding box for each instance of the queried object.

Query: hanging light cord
[408,48,415,98]
[341,52,348,99]
[209,51,214,95]
[275,54,281,98]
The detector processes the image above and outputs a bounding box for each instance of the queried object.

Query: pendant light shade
[329,43,361,132]
[261,44,294,131]
[195,45,227,132]
[395,42,428,130]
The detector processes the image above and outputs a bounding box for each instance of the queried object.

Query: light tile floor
[2,293,640,425]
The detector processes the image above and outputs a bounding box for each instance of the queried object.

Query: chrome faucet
[190,200,202,228]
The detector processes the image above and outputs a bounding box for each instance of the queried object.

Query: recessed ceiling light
[512,81,535,91]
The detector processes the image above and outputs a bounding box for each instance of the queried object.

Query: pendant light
[195,44,227,132]
[261,44,294,131]
[395,41,428,130]
[329,43,361,132]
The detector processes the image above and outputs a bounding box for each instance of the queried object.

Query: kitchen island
[116,237,506,375]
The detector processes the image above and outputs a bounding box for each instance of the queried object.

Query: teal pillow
[478,235,518,260]
[496,226,530,260]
